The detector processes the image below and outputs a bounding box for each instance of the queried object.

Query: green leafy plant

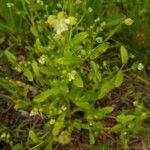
[112,102,149,150]
[0,0,149,150]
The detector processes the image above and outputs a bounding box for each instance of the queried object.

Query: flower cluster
[47,12,77,34]
[38,54,48,65]
[67,70,76,82]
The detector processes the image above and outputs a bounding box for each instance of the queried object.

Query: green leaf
[71,32,88,45]
[120,46,128,65]
[79,91,98,102]
[115,70,124,87]
[90,61,101,82]
[57,131,71,144]
[32,60,40,77]
[105,15,126,28]
[73,74,83,88]
[116,114,135,124]
[59,82,69,93]
[98,78,115,99]
[90,42,110,59]
[24,69,33,81]
[89,130,95,145]
[57,57,82,65]
[74,101,90,110]
[12,144,23,150]
[4,50,16,63]
[33,88,59,103]
[52,115,65,137]
[29,130,39,143]
[86,107,113,120]
[111,124,122,132]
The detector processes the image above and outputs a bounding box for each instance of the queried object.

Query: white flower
[18,110,29,117]
[6,3,14,8]
[96,37,103,43]
[57,3,62,8]
[38,55,47,65]
[29,109,39,116]
[76,0,81,4]
[61,105,67,111]
[94,17,100,23]
[101,21,106,27]
[36,0,41,3]
[49,119,55,125]
[88,7,93,13]
[133,101,138,106]
[137,63,144,71]
[1,133,6,138]
[68,73,75,81]
[55,21,68,34]
[65,19,70,25]
[124,18,134,26]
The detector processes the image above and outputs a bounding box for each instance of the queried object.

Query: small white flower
[49,119,55,125]
[130,53,135,59]
[57,3,62,8]
[101,21,106,27]
[133,101,138,106]
[6,3,14,8]
[36,0,41,3]
[89,122,93,126]
[137,63,144,71]
[124,18,134,26]
[96,37,103,43]
[61,105,67,111]
[65,19,70,25]
[18,110,29,117]
[56,29,63,34]
[76,0,81,4]
[29,109,39,116]
[38,55,47,65]
[94,17,100,23]
[68,73,75,81]
[1,133,6,138]
[88,7,93,13]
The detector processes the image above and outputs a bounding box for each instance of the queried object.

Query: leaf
[115,70,124,87]
[79,91,98,102]
[32,60,40,77]
[98,78,115,99]
[90,61,101,82]
[24,69,33,81]
[73,74,83,88]
[89,130,95,145]
[4,50,16,63]
[120,45,128,65]
[111,124,122,132]
[74,101,90,110]
[33,88,59,103]
[12,144,23,150]
[71,32,88,45]
[52,115,65,137]
[57,57,82,65]
[105,15,126,28]
[90,42,110,59]
[86,107,113,120]
[57,131,71,144]
[29,130,39,143]
[116,114,135,124]
[59,82,69,93]
[0,78,17,96]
